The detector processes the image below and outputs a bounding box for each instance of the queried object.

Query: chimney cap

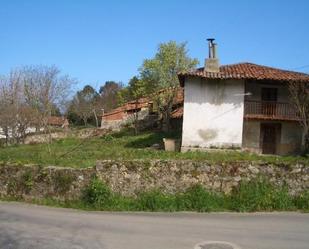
[207,38,215,42]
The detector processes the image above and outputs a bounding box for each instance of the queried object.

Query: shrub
[101,134,114,142]
[82,177,113,208]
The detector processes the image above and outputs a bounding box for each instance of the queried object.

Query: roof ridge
[178,61,309,86]
[222,62,309,76]
[220,62,252,68]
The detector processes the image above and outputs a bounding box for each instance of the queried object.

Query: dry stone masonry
[0,160,308,200]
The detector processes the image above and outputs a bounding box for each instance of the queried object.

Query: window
[261,88,277,101]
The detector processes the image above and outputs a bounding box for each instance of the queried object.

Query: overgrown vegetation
[80,177,308,212]
[53,172,75,194]
[229,178,294,211]
[3,177,308,212]
[0,129,308,167]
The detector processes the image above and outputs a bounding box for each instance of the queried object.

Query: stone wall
[24,128,108,145]
[0,160,308,201]
[0,164,94,200]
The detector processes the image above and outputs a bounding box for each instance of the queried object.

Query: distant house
[101,88,184,130]
[0,116,69,141]
[100,98,151,130]
[178,39,309,155]
[47,116,69,128]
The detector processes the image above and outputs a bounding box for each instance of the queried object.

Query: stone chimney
[204,38,220,73]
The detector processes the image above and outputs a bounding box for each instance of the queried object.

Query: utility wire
[288,65,309,70]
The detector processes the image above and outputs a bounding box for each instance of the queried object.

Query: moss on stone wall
[0,160,308,201]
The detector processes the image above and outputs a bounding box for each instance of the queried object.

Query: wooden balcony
[244,100,300,121]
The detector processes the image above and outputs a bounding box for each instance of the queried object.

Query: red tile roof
[171,106,183,119]
[178,62,309,86]
[47,116,69,126]
[102,88,184,118]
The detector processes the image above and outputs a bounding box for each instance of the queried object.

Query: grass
[0,129,308,168]
[229,178,295,211]
[2,177,309,212]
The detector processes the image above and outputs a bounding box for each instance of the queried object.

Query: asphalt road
[0,201,308,249]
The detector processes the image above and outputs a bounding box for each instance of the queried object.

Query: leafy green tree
[116,87,131,106]
[127,76,147,134]
[140,41,198,131]
[70,85,100,126]
[99,81,123,112]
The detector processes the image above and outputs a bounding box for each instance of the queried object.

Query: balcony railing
[244,100,300,121]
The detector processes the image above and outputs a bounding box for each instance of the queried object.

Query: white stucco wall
[181,77,245,150]
[0,127,37,139]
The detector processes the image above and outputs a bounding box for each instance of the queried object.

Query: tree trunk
[83,117,87,127]
[162,101,173,133]
[304,131,309,154]
[93,109,99,128]
[302,125,309,153]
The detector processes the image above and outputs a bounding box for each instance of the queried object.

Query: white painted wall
[0,127,40,139]
[181,77,245,150]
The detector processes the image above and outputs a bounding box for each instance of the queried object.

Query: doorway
[260,123,281,154]
[261,87,278,116]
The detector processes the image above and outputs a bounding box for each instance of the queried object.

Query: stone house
[47,116,69,128]
[101,89,184,130]
[100,98,152,130]
[178,39,309,155]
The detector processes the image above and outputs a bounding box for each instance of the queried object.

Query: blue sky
[1,0,309,91]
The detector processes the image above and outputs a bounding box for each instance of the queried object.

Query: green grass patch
[2,177,309,212]
[228,178,295,212]
[0,129,307,168]
[293,191,309,211]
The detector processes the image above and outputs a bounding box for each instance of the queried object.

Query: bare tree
[0,66,75,146]
[0,70,34,144]
[288,81,309,153]
[21,65,75,142]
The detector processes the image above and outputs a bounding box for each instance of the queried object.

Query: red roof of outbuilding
[171,106,183,119]
[178,62,309,86]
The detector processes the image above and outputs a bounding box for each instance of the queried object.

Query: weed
[53,171,74,194]
[229,177,294,212]
[2,177,309,212]
[294,191,309,211]
[82,177,113,208]
[21,170,33,194]
[7,180,18,196]
[177,185,225,212]
[136,190,176,211]
[101,134,114,142]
